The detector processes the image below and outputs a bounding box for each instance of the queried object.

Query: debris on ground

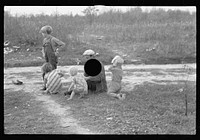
[12,79,23,85]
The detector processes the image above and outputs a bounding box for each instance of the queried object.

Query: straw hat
[83,49,98,56]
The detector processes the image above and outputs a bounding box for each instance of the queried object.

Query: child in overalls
[39,25,65,90]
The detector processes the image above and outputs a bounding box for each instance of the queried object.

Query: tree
[82,6,99,25]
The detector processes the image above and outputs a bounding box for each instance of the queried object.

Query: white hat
[83,49,98,56]
[111,55,124,64]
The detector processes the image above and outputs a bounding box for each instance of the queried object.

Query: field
[4,8,196,68]
[4,64,196,134]
[4,7,196,135]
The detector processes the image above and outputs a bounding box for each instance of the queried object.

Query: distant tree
[82,6,99,25]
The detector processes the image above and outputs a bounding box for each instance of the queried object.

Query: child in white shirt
[107,55,125,100]
[65,67,88,100]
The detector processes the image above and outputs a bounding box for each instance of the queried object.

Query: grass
[4,66,196,134]
[4,21,196,68]
[45,81,196,134]
[4,41,117,68]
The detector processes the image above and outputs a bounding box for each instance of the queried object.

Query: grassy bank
[4,9,196,68]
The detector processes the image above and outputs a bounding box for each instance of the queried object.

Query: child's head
[39,25,53,36]
[41,63,53,74]
[83,49,98,60]
[69,67,78,76]
[112,55,124,66]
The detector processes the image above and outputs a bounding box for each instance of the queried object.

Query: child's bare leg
[67,91,75,100]
[107,92,119,98]
[107,92,125,100]
[78,89,87,99]
[41,74,47,90]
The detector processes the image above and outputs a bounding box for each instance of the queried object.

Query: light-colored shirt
[43,35,65,52]
[108,66,123,83]
[45,69,62,93]
[72,73,88,92]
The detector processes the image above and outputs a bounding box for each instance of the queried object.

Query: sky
[4,6,196,16]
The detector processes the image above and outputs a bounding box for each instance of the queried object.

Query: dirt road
[4,63,196,134]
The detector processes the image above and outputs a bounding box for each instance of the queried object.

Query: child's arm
[83,75,91,80]
[56,70,65,78]
[58,72,64,78]
[52,38,65,55]
[68,83,73,91]
[108,65,114,71]
[68,78,75,91]
[41,47,45,57]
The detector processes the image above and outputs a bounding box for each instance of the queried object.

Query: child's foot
[40,86,46,91]
[78,95,84,99]
[118,94,125,100]
[121,94,126,100]
[64,90,72,96]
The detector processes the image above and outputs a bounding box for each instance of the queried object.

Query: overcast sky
[4,6,196,16]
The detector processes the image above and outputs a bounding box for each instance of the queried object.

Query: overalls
[42,37,58,81]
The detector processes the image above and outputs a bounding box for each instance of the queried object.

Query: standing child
[39,25,65,90]
[107,55,126,100]
[65,67,88,100]
[41,62,64,94]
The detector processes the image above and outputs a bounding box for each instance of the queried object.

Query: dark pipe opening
[84,59,102,76]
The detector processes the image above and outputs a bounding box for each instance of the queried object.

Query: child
[65,66,88,100]
[39,25,65,90]
[83,49,107,94]
[107,55,126,100]
[41,62,64,94]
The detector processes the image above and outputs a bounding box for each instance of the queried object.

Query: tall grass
[4,8,196,65]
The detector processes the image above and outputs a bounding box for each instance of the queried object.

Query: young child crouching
[107,55,126,100]
[65,66,88,100]
[41,62,64,94]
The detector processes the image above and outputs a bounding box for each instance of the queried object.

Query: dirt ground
[4,63,196,134]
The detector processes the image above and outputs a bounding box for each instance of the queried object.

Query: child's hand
[55,49,59,56]
[42,51,45,57]
[84,76,91,80]
[58,72,64,77]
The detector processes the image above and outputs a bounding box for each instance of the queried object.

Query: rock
[106,117,113,120]
[12,79,23,85]
[4,41,10,47]
[13,46,20,49]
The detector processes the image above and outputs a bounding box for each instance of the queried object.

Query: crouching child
[65,66,88,100]
[41,62,64,94]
